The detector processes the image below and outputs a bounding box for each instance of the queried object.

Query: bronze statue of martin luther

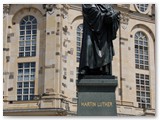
[79,4,120,76]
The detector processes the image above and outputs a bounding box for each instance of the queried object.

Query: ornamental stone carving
[120,12,130,29]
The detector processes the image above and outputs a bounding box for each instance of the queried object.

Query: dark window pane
[20,25,25,30]
[146,87,150,91]
[24,82,29,87]
[31,63,35,67]
[17,82,22,88]
[26,30,31,34]
[145,75,149,80]
[19,47,24,51]
[136,79,139,84]
[141,86,145,90]
[18,69,23,75]
[32,41,36,45]
[32,30,37,34]
[19,53,24,57]
[20,31,25,35]
[30,75,35,80]
[23,95,28,100]
[24,16,29,21]
[17,96,22,101]
[30,95,34,100]
[32,35,36,40]
[141,80,144,85]
[18,63,23,68]
[32,46,36,51]
[26,41,31,46]
[19,41,24,46]
[135,59,139,64]
[146,81,149,85]
[29,16,34,21]
[26,25,31,30]
[20,20,25,25]
[137,91,140,96]
[146,98,150,103]
[31,69,35,74]
[137,97,140,102]
[32,52,36,56]
[20,36,25,40]
[140,74,144,79]
[147,104,150,108]
[141,92,145,96]
[25,52,30,56]
[32,25,37,29]
[30,82,35,87]
[136,85,140,90]
[23,89,29,94]
[145,66,149,70]
[26,21,31,25]
[32,18,37,24]
[17,89,22,94]
[146,92,150,97]
[25,47,30,51]
[136,73,139,78]
[24,75,29,80]
[30,88,34,94]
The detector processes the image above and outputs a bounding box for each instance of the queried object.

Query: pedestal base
[77,75,118,116]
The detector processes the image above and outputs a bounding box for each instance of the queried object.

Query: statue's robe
[79,4,120,74]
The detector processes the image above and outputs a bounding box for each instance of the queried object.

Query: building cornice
[3,108,67,116]
[129,11,155,24]
[69,4,82,11]
[3,4,10,14]
[114,5,155,24]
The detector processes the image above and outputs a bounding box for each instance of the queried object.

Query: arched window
[135,31,149,70]
[19,15,37,57]
[76,24,83,62]
[136,4,149,13]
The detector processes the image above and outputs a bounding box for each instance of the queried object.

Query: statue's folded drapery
[79,4,120,75]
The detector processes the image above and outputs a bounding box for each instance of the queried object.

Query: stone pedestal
[77,75,118,116]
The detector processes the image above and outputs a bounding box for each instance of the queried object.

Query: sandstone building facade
[3,4,155,116]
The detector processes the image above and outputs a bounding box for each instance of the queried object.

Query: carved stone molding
[43,4,55,15]
[59,4,69,19]
[62,4,70,10]
[120,12,130,29]
[120,12,129,25]
[3,4,10,18]
[3,4,10,14]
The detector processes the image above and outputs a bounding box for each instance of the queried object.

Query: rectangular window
[136,73,151,109]
[17,62,35,101]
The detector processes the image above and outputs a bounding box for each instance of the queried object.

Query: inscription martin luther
[81,101,113,107]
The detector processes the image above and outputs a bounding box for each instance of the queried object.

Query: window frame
[135,4,150,14]
[19,15,37,57]
[136,73,151,109]
[17,62,36,101]
[134,31,149,70]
